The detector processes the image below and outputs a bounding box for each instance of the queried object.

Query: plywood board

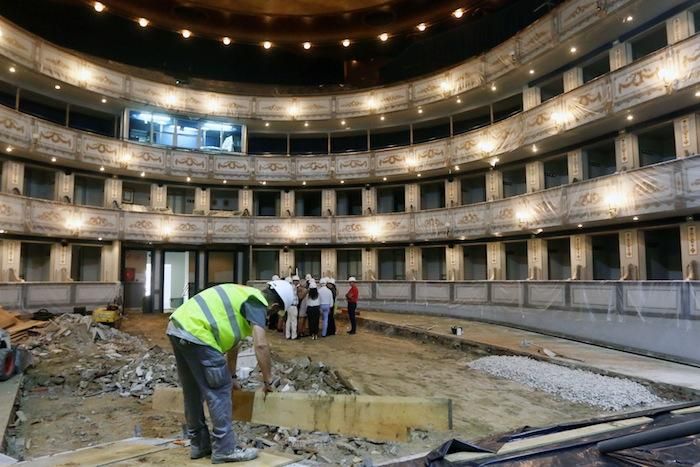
[11,437,297,467]
[153,386,452,442]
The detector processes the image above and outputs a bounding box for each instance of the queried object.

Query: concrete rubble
[16,313,422,465]
[469,355,664,411]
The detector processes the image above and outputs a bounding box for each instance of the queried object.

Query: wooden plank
[13,438,174,467]
[5,320,47,336]
[108,446,297,466]
[671,405,700,415]
[153,386,452,442]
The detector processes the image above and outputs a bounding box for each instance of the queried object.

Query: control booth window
[128,110,243,152]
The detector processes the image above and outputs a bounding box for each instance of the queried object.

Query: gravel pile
[469,356,662,411]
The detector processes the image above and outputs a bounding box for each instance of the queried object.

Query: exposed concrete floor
[357,311,700,393]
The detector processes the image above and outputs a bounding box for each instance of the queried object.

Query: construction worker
[167,280,294,463]
[345,277,359,334]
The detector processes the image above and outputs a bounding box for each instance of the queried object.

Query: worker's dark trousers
[348,302,357,333]
[169,336,236,456]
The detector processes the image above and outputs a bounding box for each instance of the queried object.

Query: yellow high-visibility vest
[170,284,268,353]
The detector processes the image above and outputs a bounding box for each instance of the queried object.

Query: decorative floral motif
[218,160,247,170]
[174,157,205,168]
[40,131,72,145]
[176,223,199,232]
[218,224,243,233]
[85,216,112,227]
[339,160,368,169]
[130,220,155,230]
[86,143,116,155]
[576,192,601,206]
[36,210,63,223]
[0,118,24,133]
[617,68,659,92]
[458,213,480,224]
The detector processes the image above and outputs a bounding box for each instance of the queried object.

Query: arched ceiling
[0,0,558,87]
[75,0,493,43]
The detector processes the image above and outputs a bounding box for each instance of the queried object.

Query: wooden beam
[153,386,452,442]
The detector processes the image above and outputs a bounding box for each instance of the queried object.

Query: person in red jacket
[345,277,359,335]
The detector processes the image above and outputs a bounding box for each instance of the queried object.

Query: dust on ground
[7,311,626,463]
[121,312,605,436]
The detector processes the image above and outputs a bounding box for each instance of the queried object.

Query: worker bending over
[167,280,294,463]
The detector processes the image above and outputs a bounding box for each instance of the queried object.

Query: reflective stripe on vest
[170,284,268,353]
[213,285,241,344]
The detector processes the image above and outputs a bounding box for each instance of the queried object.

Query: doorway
[162,250,197,312]
[123,249,154,311]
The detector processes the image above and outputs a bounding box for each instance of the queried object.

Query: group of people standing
[269,274,359,340]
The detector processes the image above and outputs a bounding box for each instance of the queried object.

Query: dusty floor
[120,313,604,437]
[9,310,643,461]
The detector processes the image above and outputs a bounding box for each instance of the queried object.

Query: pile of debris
[22,314,178,398]
[240,355,357,395]
[0,307,48,342]
[232,424,404,464]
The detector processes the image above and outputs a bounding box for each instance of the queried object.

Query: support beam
[362,248,377,281]
[152,387,452,442]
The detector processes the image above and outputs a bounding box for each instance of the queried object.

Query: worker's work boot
[211,447,258,463]
[190,429,212,459]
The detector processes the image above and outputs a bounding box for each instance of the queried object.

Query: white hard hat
[271,274,280,281]
[329,278,336,284]
[305,274,312,281]
[308,280,317,289]
[319,277,328,285]
[284,276,293,283]
[292,275,300,281]
[348,276,357,282]
[267,280,294,311]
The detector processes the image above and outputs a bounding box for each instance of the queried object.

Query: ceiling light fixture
[303,41,311,50]
[418,108,423,114]
[454,165,460,171]
[5,146,11,153]
[633,216,639,221]
[340,120,346,126]
[8,66,15,73]
[379,32,389,42]
[490,83,497,91]
[54,84,61,90]
[624,15,633,23]
[99,166,105,172]
[222,36,232,46]
[417,23,427,32]
[626,114,634,121]
[263,41,272,49]
[456,98,462,104]
[93,2,105,12]
[138,18,149,27]
[382,177,387,181]
[531,144,538,152]
[696,90,700,97]
[140,171,145,177]
[264,122,270,127]
[380,115,385,121]
[223,180,227,184]
[529,69,535,75]
[181,29,192,39]
[302,181,306,185]
[186,176,191,182]
[453,8,464,18]
[417,173,422,177]
[261,181,267,185]
[340,180,345,184]
[98,237,102,241]
[342,39,351,47]
[569,46,577,53]
[51,157,57,162]
[577,224,583,228]
[304,122,309,127]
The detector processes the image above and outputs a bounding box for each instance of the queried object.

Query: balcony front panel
[0,32,697,184]
[0,0,646,121]
[0,157,696,244]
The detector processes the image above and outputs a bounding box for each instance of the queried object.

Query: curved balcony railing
[0,156,696,244]
[0,30,698,185]
[0,0,644,121]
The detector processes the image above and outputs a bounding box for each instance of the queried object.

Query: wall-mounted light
[138,18,150,28]
[417,23,427,32]
[516,210,532,228]
[222,36,231,46]
[263,41,272,49]
[303,42,312,50]
[66,216,83,234]
[453,8,464,18]
[477,140,495,154]
[342,39,351,47]
[378,33,389,42]
[605,192,624,217]
[181,29,192,39]
[8,66,15,73]
[93,2,105,12]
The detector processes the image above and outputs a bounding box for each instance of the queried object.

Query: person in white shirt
[318,278,334,337]
[285,276,299,340]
